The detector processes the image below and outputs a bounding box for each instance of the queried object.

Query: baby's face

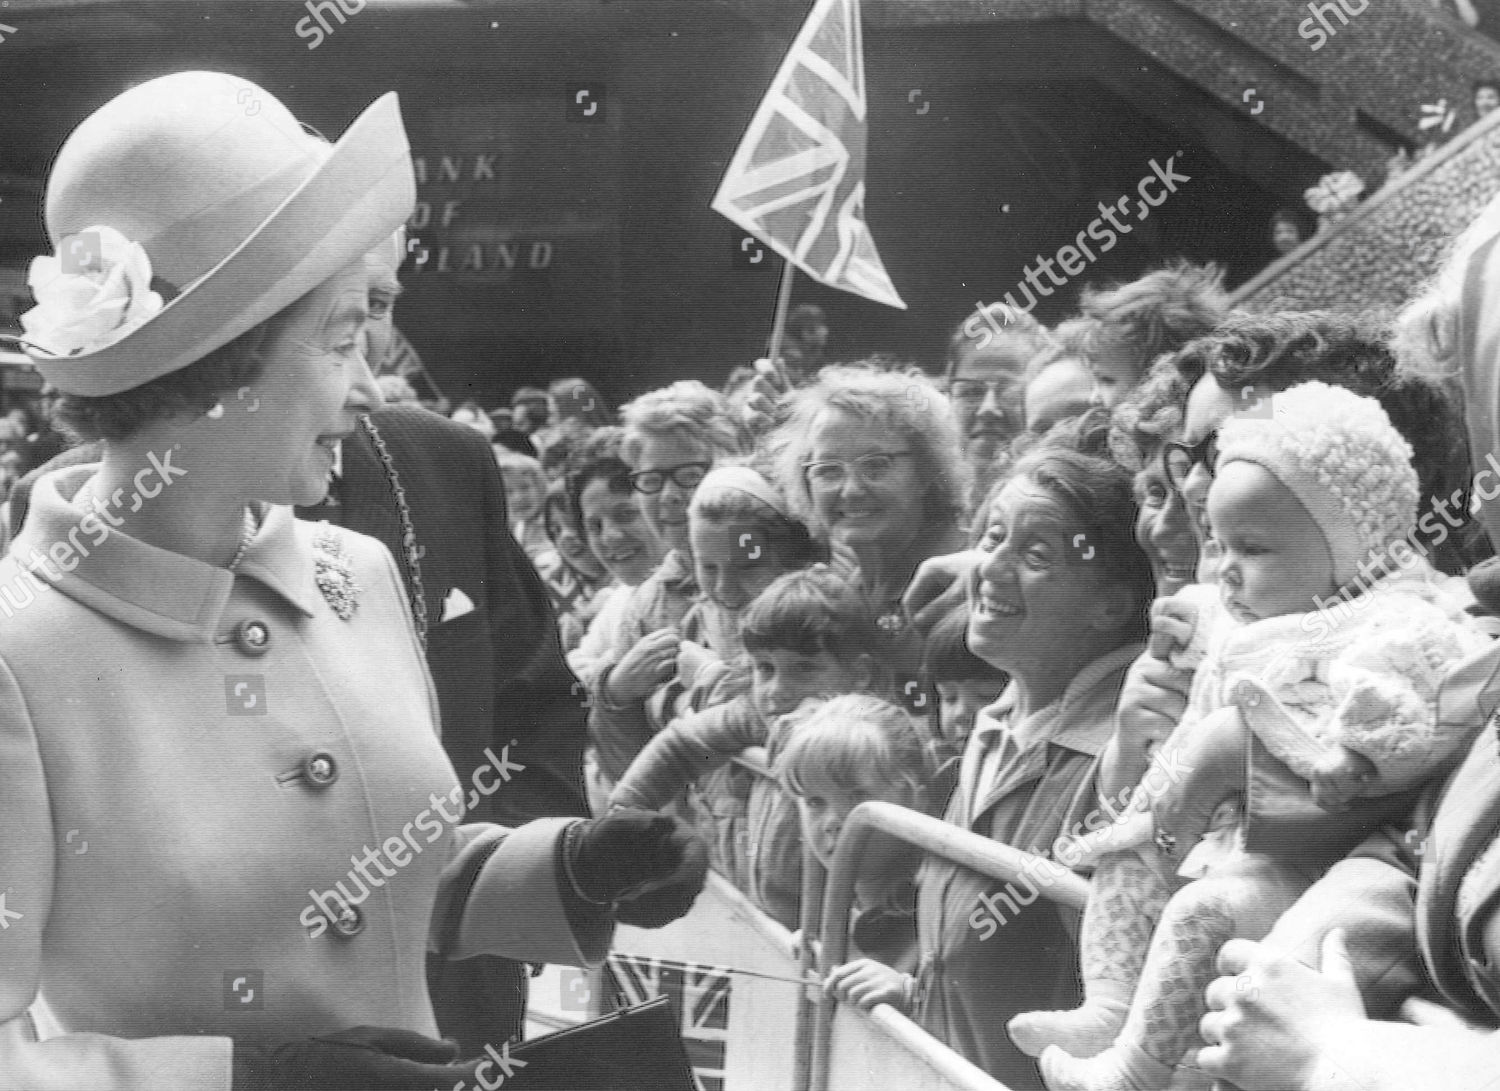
[1205,460,1337,623]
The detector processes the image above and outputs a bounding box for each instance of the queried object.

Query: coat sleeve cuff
[448,818,613,967]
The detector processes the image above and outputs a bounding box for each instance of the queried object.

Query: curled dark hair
[565,425,633,527]
[51,319,275,443]
[1168,311,1473,568]
[1107,357,1194,471]
[1002,444,1154,641]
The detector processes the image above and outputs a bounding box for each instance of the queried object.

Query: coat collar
[12,464,322,641]
[971,642,1145,758]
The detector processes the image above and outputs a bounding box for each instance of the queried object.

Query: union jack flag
[606,954,733,1091]
[711,0,906,309]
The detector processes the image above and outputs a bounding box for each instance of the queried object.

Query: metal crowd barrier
[807,801,1091,1091]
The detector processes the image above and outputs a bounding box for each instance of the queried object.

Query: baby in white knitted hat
[1015,382,1490,1091]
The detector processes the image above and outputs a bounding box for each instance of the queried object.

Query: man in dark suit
[7,234,590,1053]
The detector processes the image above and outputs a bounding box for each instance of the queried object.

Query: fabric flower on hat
[20,225,164,357]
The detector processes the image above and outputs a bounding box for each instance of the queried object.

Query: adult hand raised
[607,628,682,704]
[1196,930,1366,1091]
[741,358,792,436]
[901,549,981,635]
[232,1025,481,1090]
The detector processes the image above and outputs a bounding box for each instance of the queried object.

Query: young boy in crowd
[609,565,887,926]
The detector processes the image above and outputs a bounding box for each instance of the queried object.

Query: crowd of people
[425,211,1500,1090]
[12,61,1500,1091]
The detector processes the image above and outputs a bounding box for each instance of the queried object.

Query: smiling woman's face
[206,259,381,507]
[805,406,927,551]
[966,475,1117,680]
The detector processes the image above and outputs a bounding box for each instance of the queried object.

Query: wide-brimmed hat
[20,71,415,397]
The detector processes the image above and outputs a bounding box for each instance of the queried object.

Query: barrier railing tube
[807,801,1091,1091]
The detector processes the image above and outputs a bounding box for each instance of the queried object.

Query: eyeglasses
[1161,431,1219,492]
[628,461,711,495]
[950,379,1019,405]
[803,451,914,490]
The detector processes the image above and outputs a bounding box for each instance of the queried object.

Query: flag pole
[765,256,797,372]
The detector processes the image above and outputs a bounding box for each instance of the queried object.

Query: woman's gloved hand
[232,1025,482,1090]
[564,809,708,927]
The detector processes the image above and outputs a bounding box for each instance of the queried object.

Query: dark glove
[564,810,708,927]
[231,1025,482,1091]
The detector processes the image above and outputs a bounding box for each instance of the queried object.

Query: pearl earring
[206,402,225,420]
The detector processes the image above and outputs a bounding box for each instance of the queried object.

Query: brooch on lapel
[313,524,360,620]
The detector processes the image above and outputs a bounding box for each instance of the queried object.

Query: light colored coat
[0,466,609,1090]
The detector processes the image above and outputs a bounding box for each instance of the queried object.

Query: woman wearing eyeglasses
[583,381,748,791]
[767,363,970,674]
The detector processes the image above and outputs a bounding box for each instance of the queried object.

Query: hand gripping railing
[807,801,1091,1091]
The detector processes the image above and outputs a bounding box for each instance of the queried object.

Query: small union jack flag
[606,954,733,1091]
[711,0,905,308]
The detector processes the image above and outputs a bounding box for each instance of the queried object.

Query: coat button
[303,752,338,787]
[330,902,365,938]
[235,620,271,656]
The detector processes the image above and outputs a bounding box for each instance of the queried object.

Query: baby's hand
[823,959,913,1012]
[1309,746,1377,812]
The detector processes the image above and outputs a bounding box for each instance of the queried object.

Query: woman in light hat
[0,71,705,1090]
